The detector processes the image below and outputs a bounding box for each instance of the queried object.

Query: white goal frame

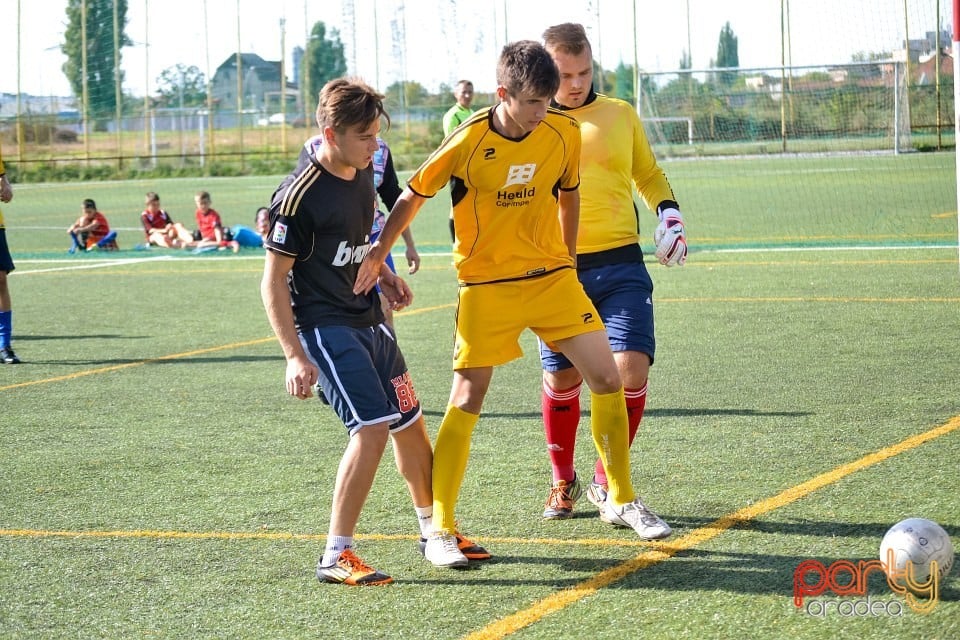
[644,116,694,145]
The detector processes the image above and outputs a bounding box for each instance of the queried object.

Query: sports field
[1,152,958,639]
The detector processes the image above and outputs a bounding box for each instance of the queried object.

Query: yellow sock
[433,404,479,532]
[590,388,635,505]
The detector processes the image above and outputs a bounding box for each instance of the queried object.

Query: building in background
[210,53,299,116]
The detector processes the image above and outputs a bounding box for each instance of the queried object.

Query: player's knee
[583,370,623,395]
[543,368,583,392]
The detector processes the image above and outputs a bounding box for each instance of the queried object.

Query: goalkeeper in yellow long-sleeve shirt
[538,22,687,525]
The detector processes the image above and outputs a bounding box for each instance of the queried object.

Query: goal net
[639,62,914,155]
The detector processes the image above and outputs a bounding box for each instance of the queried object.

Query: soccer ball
[879,517,954,589]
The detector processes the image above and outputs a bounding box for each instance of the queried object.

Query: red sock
[593,381,647,485]
[542,381,582,482]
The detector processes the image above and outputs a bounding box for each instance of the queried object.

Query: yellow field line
[463,415,960,640]
[2,298,956,636]
[0,528,654,549]
[0,338,276,391]
[0,303,455,393]
[0,415,956,639]
[658,296,960,304]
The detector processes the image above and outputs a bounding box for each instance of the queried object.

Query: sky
[1,0,951,99]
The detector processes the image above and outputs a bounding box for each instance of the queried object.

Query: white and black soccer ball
[879,517,954,587]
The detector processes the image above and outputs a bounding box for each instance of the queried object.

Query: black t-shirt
[265,139,384,330]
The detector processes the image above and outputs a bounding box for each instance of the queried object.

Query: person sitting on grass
[140,191,193,248]
[255,206,270,242]
[228,207,271,248]
[68,199,118,253]
[190,191,239,253]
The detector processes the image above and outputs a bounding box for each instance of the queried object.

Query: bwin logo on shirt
[332,239,372,266]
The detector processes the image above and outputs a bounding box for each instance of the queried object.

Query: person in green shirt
[440,80,474,242]
[442,79,474,136]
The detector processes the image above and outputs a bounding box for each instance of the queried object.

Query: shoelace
[547,483,574,507]
[623,499,663,525]
[339,549,374,573]
[439,533,462,554]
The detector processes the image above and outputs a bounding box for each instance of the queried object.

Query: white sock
[415,505,433,537]
[320,535,353,567]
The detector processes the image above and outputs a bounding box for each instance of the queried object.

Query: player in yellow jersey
[537,23,686,525]
[355,40,671,569]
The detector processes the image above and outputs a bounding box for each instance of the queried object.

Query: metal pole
[373,0,380,90]
[632,0,639,112]
[902,0,912,148]
[780,0,787,152]
[280,17,287,153]
[114,0,123,170]
[16,0,23,162]
[81,0,90,162]
[953,0,960,272]
[143,0,150,157]
[203,0,215,161]
[236,0,244,171]
[935,0,942,150]
[894,62,901,155]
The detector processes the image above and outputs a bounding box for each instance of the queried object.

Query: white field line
[705,244,958,254]
[12,255,177,274]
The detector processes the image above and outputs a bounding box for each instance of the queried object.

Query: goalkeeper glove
[654,207,687,267]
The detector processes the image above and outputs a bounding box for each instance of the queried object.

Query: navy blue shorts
[539,260,655,371]
[299,323,421,436]
[0,228,15,274]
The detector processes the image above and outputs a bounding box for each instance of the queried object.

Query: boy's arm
[260,250,318,400]
[557,189,580,260]
[354,188,426,293]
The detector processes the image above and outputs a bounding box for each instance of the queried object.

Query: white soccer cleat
[585,481,608,510]
[601,496,673,540]
[424,530,469,568]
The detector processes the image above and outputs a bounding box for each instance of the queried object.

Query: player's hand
[0,176,11,203]
[405,245,421,274]
[654,208,687,267]
[285,356,318,400]
[354,243,386,294]
[378,270,413,311]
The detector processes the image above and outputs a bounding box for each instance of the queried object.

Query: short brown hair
[316,78,390,133]
[496,41,559,99]
[542,23,592,57]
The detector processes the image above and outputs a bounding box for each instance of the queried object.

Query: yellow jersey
[409,106,581,285]
[562,92,676,255]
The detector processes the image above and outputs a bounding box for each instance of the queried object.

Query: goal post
[644,116,694,145]
[638,61,915,156]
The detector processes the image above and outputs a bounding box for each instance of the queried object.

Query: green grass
[1,154,959,639]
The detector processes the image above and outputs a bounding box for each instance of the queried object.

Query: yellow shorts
[452,268,604,369]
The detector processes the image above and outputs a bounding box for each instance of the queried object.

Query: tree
[384,80,430,109]
[155,64,207,108]
[301,22,347,113]
[715,22,739,86]
[62,0,132,122]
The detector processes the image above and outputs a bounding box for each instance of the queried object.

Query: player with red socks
[539,23,685,536]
